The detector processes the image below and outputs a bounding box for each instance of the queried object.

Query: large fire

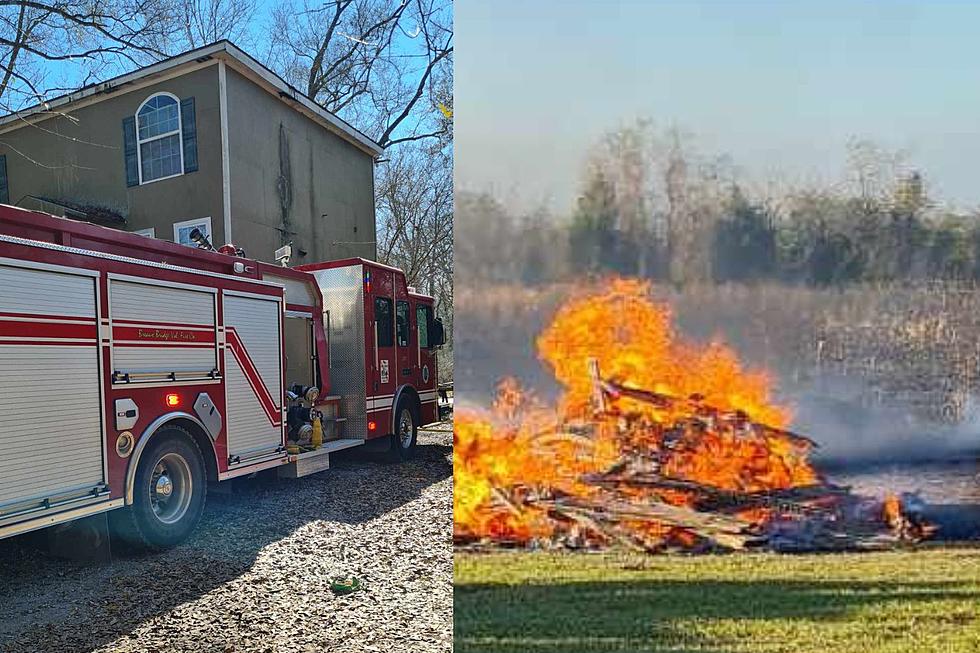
[453,279,930,551]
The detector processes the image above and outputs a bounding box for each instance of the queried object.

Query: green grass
[455,547,980,653]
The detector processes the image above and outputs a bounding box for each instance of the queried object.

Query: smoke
[785,375,980,468]
[454,356,557,408]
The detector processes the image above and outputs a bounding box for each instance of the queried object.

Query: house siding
[0,65,226,244]
[224,66,377,265]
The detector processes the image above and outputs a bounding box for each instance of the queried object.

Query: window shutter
[122,116,139,187]
[180,97,198,173]
[0,155,8,204]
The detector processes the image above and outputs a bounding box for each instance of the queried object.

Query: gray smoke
[784,375,980,468]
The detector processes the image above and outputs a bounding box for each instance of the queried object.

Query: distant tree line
[458,123,980,288]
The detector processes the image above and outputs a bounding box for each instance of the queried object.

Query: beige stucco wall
[224,67,377,265]
[0,64,226,244]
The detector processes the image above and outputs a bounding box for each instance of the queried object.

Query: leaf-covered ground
[1,428,453,653]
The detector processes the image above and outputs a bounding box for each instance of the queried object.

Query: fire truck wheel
[112,427,207,550]
[391,401,418,461]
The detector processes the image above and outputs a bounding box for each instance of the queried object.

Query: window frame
[132,227,156,238]
[173,216,212,247]
[396,300,411,348]
[374,297,394,348]
[416,304,432,350]
[135,92,184,185]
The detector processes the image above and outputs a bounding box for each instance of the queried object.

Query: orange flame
[882,493,904,529]
[453,278,819,546]
[538,279,789,427]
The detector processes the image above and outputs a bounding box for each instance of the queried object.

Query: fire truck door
[369,293,396,421]
[223,292,284,463]
[395,299,413,386]
[415,303,438,424]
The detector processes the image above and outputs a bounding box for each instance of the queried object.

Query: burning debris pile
[454,279,937,552]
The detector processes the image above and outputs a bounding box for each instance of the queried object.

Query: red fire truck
[0,205,445,548]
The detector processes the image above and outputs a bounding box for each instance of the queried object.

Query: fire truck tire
[390,401,418,461]
[111,427,207,550]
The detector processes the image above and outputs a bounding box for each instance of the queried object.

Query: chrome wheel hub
[149,453,193,525]
[398,410,414,448]
[155,475,174,498]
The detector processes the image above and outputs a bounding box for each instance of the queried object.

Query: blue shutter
[0,155,8,204]
[180,97,198,173]
[122,116,139,187]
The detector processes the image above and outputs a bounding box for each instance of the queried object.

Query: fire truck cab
[298,259,443,451]
[0,205,445,548]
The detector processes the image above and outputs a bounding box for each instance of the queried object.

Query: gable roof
[0,40,383,157]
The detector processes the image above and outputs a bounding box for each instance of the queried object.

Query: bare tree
[585,121,655,276]
[577,121,730,283]
[376,141,453,374]
[845,137,909,213]
[271,0,452,149]
[0,1,174,112]
[163,0,257,50]
[376,142,451,290]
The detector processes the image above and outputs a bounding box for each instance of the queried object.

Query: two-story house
[0,41,382,264]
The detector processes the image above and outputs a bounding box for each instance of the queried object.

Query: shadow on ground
[454,576,980,653]
[0,431,452,653]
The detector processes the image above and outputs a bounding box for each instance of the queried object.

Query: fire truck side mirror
[431,317,446,348]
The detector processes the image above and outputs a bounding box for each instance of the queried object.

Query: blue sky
[456,0,980,213]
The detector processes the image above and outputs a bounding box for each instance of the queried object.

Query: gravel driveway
[0,426,453,653]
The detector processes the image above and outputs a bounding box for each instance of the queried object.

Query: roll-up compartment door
[109,279,218,381]
[223,293,283,461]
[0,263,105,519]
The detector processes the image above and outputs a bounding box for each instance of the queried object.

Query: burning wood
[453,279,937,553]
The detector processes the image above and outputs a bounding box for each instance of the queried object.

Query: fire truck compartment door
[109,279,217,379]
[223,293,284,462]
[0,263,106,520]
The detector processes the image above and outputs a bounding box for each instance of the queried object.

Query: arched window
[136,93,183,183]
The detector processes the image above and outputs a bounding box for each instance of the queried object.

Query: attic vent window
[136,93,182,183]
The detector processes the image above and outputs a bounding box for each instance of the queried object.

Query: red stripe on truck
[226,327,282,427]
[0,315,97,341]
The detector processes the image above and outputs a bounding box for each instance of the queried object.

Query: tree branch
[377,43,450,147]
